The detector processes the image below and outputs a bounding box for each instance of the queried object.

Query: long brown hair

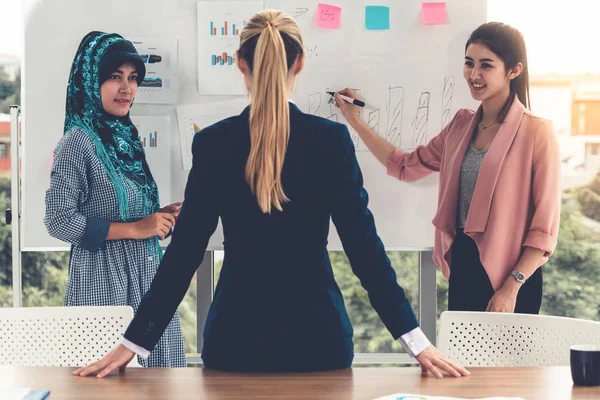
[466,22,530,122]
[238,10,304,213]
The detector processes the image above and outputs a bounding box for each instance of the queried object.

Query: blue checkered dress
[44,129,186,368]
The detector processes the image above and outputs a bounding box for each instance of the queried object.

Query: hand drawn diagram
[308,92,321,116]
[412,92,431,147]
[323,88,337,118]
[368,108,381,142]
[304,45,318,58]
[340,88,363,149]
[441,76,455,127]
[292,7,310,19]
[309,89,371,150]
[325,93,339,123]
[264,2,310,21]
[385,86,404,147]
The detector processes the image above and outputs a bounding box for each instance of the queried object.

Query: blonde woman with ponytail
[77,10,468,378]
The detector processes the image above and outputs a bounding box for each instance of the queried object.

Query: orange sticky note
[422,2,448,25]
[315,3,342,29]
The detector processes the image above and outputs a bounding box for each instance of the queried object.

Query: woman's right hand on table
[415,345,470,379]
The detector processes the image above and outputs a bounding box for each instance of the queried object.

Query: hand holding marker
[327,91,365,107]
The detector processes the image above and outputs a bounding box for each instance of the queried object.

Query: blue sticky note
[365,6,390,30]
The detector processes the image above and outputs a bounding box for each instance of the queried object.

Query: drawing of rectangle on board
[411,92,431,148]
[368,108,381,138]
[441,76,455,127]
[386,86,404,148]
[308,92,322,116]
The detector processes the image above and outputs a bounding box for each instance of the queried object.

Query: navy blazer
[124,103,419,371]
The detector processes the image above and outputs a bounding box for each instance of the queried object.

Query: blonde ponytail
[239,10,303,213]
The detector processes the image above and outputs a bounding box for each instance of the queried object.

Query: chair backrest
[438,311,600,367]
[0,306,141,367]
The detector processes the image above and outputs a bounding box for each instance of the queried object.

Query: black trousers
[448,230,543,313]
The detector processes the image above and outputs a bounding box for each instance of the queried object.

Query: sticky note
[422,2,448,25]
[316,3,342,29]
[365,6,390,30]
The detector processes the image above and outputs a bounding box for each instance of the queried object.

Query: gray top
[456,142,488,229]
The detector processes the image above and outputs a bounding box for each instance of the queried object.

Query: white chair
[438,311,600,367]
[0,306,141,367]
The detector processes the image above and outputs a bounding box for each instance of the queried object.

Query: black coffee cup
[571,345,600,386]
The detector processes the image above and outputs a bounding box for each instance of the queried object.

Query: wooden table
[0,366,599,399]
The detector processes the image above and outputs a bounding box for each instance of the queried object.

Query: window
[329,251,419,354]
[585,143,600,157]
[572,100,600,136]
[16,247,199,355]
[0,176,12,307]
[578,103,586,134]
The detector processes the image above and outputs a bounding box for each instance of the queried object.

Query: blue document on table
[0,388,51,400]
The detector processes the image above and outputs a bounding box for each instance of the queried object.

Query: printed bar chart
[211,52,235,66]
[141,131,158,148]
[209,20,246,36]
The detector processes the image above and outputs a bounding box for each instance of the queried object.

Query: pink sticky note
[315,3,342,29]
[422,2,448,25]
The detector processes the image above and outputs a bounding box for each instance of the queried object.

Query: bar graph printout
[198,1,264,94]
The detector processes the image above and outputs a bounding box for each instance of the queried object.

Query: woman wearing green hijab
[44,31,186,367]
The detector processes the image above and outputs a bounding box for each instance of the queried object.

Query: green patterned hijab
[64,31,160,224]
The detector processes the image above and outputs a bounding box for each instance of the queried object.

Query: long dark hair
[466,22,530,122]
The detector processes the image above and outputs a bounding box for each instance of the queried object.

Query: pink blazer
[387,97,561,290]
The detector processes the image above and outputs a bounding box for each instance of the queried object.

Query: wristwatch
[511,271,527,284]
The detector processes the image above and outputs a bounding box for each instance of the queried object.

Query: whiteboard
[22,0,484,251]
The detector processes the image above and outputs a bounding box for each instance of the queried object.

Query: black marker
[327,91,365,107]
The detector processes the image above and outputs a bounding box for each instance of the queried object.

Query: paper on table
[0,388,50,400]
[374,394,526,400]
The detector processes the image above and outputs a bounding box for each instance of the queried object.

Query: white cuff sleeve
[397,327,431,358]
[121,338,151,360]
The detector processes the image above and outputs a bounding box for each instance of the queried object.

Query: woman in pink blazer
[335,22,560,314]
